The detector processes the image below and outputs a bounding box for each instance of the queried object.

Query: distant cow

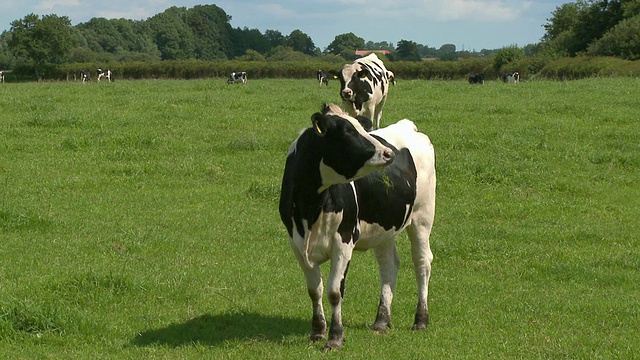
[317,70,328,86]
[333,53,392,130]
[80,70,90,83]
[0,71,4,83]
[227,71,247,85]
[97,68,112,82]
[279,103,437,350]
[468,73,485,84]
[502,72,520,83]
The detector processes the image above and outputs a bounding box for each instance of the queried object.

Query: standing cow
[0,71,4,83]
[80,70,90,83]
[97,68,112,82]
[279,103,436,350]
[333,53,391,130]
[468,73,485,84]
[227,71,247,85]
[502,72,520,83]
[317,70,328,86]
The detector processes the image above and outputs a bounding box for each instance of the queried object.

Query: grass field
[1,77,639,359]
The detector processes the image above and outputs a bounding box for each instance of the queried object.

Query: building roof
[355,49,392,56]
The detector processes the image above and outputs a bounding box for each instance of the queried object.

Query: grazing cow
[317,70,329,86]
[227,71,247,85]
[333,53,391,130]
[502,72,520,83]
[279,103,436,350]
[97,68,112,82]
[468,73,485,84]
[0,71,4,83]
[80,70,90,83]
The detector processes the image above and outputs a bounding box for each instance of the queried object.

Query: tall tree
[396,39,421,61]
[186,5,232,60]
[326,33,365,55]
[286,29,316,55]
[8,13,75,79]
[147,7,196,60]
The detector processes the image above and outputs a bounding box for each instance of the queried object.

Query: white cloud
[36,0,80,10]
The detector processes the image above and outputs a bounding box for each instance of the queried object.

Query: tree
[186,5,232,60]
[147,7,196,60]
[8,13,75,79]
[286,29,316,55]
[493,45,525,71]
[326,33,365,55]
[438,43,457,61]
[264,29,286,48]
[588,14,640,59]
[396,39,421,61]
[542,0,631,57]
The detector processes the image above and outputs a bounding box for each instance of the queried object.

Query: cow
[97,68,112,82]
[317,70,328,86]
[279,103,436,350]
[227,71,247,85]
[502,72,520,83]
[80,70,90,83]
[0,71,4,83]
[333,53,391,130]
[468,73,485,84]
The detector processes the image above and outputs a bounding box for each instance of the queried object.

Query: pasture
[1,77,638,358]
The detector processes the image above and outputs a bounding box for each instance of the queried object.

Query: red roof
[355,49,392,56]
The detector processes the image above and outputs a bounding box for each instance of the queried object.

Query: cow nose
[342,89,352,98]
[383,147,395,164]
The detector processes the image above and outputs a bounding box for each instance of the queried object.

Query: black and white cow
[468,73,485,84]
[0,71,4,83]
[502,72,520,83]
[97,68,112,82]
[279,103,436,350]
[227,71,247,85]
[317,70,328,86]
[333,53,391,130]
[80,70,90,83]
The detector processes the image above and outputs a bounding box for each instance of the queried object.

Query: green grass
[1,77,638,358]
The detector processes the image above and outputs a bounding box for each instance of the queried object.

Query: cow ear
[358,68,370,79]
[311,113,336,136]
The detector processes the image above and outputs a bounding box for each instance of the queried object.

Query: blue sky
[0,0,566,51]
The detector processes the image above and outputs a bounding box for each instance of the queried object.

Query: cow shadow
[131,312,308,348]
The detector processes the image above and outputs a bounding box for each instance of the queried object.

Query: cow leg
[324,247,353,350]
[372,96,387,129]
[406,222,434,330]
[372,241,400,332]
[304,266,327,342]
[290,243,327,341]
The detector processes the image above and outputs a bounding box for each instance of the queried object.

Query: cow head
[336,63,374,103]
[311,104,394,190]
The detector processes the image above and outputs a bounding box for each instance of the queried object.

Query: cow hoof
[411,323,427,331]
[323,339,344,351]
[310,332,326,342]
[372,322,391,334]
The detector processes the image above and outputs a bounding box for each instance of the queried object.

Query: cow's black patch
[354,137,417,231]
[279,113,377,241]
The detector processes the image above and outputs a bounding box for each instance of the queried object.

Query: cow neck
[290,129,352,228]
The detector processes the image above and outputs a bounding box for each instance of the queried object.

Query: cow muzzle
[341,88,354,100]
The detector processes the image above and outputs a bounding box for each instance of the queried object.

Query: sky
[0,0,567,51]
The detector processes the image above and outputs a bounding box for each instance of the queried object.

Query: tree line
[0,1,638,80]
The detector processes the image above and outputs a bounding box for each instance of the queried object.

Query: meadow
[1,77,638,359]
